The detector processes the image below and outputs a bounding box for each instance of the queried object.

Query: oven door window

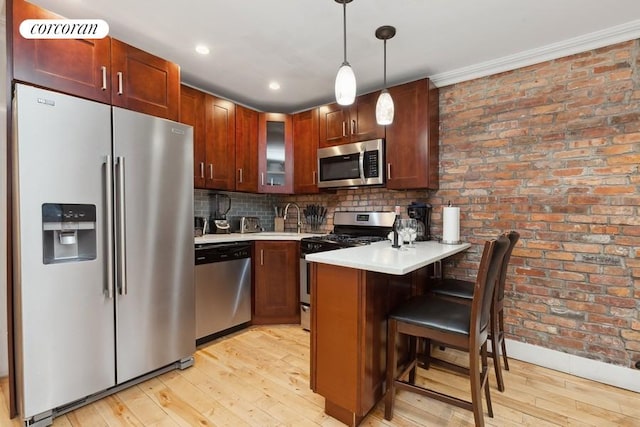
[319,153,360,181]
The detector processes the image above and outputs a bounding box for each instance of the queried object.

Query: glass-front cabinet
[258,112,293,193]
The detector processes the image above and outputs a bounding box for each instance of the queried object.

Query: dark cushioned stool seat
[389,295,470,336]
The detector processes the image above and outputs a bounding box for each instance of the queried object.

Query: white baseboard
[505,339,640,393]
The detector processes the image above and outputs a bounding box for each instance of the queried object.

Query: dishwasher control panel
[195,242,251,264]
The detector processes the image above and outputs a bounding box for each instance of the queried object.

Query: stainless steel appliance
[11,84,195,426]
[210,193,231,233]
[407,201,433,241]
[299,211,396,330]
[240,216,263,233]
[317,139,385,188]
[195,242,252,345]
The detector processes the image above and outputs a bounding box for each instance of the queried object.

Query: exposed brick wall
[437,39,640,367]
[283,39,640,368]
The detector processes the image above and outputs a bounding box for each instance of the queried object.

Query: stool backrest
[496,231,520,304]
[472,235,510,335]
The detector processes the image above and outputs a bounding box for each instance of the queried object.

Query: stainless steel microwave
[317,139,385,188]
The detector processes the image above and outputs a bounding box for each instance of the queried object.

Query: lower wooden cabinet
[252,241,300,324]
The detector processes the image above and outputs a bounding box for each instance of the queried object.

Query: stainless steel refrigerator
[11,83,195,424]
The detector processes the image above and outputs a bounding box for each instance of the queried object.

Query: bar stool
[385,236,510,427]
[429,231,519,392]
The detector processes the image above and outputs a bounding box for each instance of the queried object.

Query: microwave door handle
[359,151,365,184]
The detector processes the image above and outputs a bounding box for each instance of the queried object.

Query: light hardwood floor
[1,325,639,426]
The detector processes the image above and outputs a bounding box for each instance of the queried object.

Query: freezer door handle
[116,156,128,296]
[105,155,115,299]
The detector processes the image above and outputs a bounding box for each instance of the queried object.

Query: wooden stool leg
[408,336,417,384]
[384,319,398,420]
[482,342,493,418]
[499,310,509,371]
[469,342,485,427]
[491,310,505,392]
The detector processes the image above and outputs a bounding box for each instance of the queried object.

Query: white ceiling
[25,0,640,113]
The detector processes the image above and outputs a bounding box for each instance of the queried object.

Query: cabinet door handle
[312,171,316,185]
[342,121,347,137]
[261,172,265,186]
[260,249,264,266]
[199,162,205,178]
[351,119,356,135]
[116,72,123,95]
[387,163,391,180]
[209,164,213,180]
[238,168,243,183]
[100,66,107,91]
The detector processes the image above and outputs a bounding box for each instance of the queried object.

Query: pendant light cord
[383,39,387,88]
[342,1,348,64]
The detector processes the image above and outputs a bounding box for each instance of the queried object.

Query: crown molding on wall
[430,19,640,88]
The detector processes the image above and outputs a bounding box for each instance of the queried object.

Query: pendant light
[375,25,396,125]
[334,0,356,106]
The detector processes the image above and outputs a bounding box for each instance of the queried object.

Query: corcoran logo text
[19,19,109,39]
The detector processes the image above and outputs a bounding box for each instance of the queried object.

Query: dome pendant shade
[375,89,394,125]
[335,62,356,106]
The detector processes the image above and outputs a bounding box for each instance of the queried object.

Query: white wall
[1,1,9,377]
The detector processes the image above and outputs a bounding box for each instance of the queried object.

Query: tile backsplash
[194,189,280,231]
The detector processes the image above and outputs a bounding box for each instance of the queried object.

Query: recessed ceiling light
[195,45,210,55]
[269,81,281,90]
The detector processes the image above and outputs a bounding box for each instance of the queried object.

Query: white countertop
[305,240,472,275]
[195,231,322,244]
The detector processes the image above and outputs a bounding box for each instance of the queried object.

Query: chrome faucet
[283,202,302,234]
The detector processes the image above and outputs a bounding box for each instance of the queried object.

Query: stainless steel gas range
[298,211,396,330]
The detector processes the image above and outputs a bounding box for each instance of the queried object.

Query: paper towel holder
[441,203,462,245]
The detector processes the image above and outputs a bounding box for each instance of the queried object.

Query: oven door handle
[359,151,365,184]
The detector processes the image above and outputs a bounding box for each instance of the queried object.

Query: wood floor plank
[1,325,639,427]
[92,394,145,427]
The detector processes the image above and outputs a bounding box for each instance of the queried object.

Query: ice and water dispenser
[42,203,97,264]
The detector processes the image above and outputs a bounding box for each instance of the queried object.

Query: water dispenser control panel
[42,203,97,264]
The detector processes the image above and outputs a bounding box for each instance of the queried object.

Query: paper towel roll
[442,206,461,244]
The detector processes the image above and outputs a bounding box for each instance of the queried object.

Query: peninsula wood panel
[310,263,413,426]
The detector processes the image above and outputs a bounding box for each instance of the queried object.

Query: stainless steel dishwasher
[195,242,252,345]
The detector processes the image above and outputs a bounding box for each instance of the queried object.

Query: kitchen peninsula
[306,241,471,426]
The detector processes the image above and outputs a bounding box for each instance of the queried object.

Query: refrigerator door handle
[116,156,128,296]
[105,155,115,299]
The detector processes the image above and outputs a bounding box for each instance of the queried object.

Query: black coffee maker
[407,201,432,241]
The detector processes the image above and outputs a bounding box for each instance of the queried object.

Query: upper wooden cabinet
[179,85,206,188]
[11,0,111,104]
[235,105,259,193]
[258,113,293,194]
[293,108,320,194]
[204,95,236,190]
[318,91,384,147]
[11,0,180,121]
[385,78,439,190]
[110,39,180,121]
